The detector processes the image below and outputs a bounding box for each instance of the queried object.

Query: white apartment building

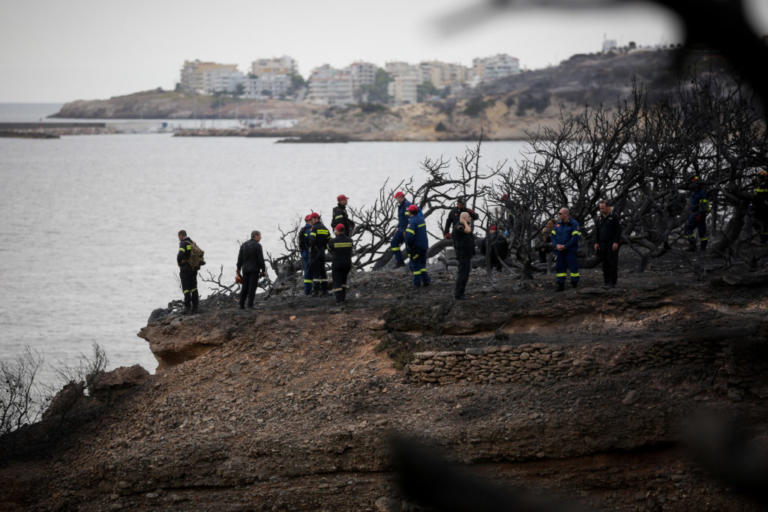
[243,74,292,99]
[347,61,377,90]
[306,65,355,106]
[472,54,520,84]
[180,60,244,94]
[250,56,298,76]
[602,38,618,53]
[418,61,472,89]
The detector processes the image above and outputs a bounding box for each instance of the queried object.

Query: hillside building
[472,54,520,84]
[180,60,244,94]
[306,65,355,105]
[250,56,298,76]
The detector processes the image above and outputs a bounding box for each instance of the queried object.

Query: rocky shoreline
[2,253,767,511]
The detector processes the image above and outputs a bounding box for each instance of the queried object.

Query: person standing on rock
[443,196,478,239]
[236,230,266,309]
[453,212,475,299]
[593,200,622,288]
[299,214,314,295]
[332,194,355,236]
[309,212,331,296]
[405,204,431,288]
[551,208,581,291]
[328,223,354,303]
[390,191,411,268]
[177,230,203,314]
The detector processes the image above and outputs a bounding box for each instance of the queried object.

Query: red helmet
[500,194,509,201]
[407,204,419,214]
[304,214,312,222]
[337,194,349,202]
[334,223,345,232]
[490,224,497,231]
[310,212,320,219]
[394,191,405,199]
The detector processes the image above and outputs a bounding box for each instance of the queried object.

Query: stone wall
[405,338,760,390]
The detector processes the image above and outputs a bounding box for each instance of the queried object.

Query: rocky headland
[2,253,768,511]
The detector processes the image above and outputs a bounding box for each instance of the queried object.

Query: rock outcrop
[2,261,768,511]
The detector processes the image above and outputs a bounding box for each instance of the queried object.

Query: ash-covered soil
[2,254,768,511]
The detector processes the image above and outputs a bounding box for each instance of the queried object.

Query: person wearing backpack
[177,229,205,314]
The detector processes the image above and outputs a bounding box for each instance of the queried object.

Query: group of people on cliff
[175,171,768,313]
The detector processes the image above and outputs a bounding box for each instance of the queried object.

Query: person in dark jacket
[593,200,622,287]
[753,170,768,244]
[443,196,479,239]
[479,225,508,271]
[551,208,581,291]
[537,219,555,264]
[237,230,267,309]
[298,214,314,295]
[453,212,475,299]
[332,194,355,236]
[309,212,331,296]
[177,229,199,314]
[405,204,431,287]
[390,191,411,267]
[683,176,710,252]
[328,224,354,303]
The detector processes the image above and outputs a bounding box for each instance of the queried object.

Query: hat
[500,194,509,201]
[393,191,405,199]
[304,214,312,222]
[457,196,467,205]
[407,204,418,213]
[334,223,345,232]
[489,224,497,231]
[337,194,349,202]
[310,212,320,219]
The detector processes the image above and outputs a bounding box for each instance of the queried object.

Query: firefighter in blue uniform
[308,212,331,296]
[391,191,411,267]
[404,204,431,287]
[551,208,581,291]
[298,214,314,295]
[683,176,710,252]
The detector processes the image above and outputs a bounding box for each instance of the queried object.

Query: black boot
[571,280,579,288]
[556,281,565,292]
[700,241,708,251]
[191,291,199,314]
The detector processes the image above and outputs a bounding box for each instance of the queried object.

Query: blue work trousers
[555,248,579,284]
[390,229,405,265]
[409,247,430,287]
[301,251,312,295]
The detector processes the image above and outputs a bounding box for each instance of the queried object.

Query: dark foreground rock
[2,260,768,511]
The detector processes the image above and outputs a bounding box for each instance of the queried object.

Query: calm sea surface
[0,104,528,386]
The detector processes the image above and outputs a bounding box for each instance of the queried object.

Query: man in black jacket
[593,200,622,287]
[328,224,354,303]
[332,194,355,235]
[443,196,479,239]
[236,230,266,309]
[177,229,200,314]
[453,212,475,300]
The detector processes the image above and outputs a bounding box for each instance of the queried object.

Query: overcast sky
[2,0,768,103]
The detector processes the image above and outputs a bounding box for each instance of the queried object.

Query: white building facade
[472,54,520,84]
[306,65,355,105]
[180,60,244,94]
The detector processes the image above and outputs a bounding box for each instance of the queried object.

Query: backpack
[187,240,205,270]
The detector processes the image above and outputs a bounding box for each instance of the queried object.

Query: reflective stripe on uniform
[417,223,425,228]
[568,273,580,277]
[334,215,344,219]
[333,242,353,248]
[391,247,400,252]
[756,188,768,193]
[186,245,192,250]
[303,279,313,284]
[700,237,709,241]
[412,254,418,259]
[405,228,415,234]
[556,273,567,277]
[310,232,317,236]
[572,231,581,236]
[179,247,185,252]
[317,229,330,235]
[551,230,556,235]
